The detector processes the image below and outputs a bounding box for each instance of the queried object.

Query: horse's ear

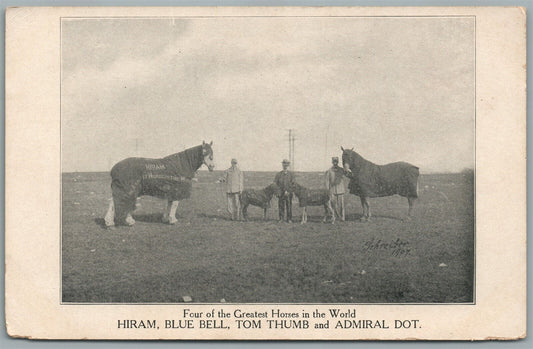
[341,146,345,152]
[209,141,213,146]
[202,140,206,146]
[351,147,354,151]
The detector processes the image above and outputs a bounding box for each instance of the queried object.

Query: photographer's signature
[362,238,411,257]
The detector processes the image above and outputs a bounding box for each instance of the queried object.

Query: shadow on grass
[93,218,107,229]
[242,217,279,223]
[132,213,165,223]
[197,213,233,221]
[344,213,404,222]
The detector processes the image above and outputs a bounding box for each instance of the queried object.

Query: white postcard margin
[5,6,526,340]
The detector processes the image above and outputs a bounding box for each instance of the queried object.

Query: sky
[61,17,475,173]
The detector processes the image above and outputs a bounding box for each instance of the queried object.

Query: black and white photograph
[61,15,475,304]
[5,6,525,340]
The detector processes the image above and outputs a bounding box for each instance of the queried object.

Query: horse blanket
[110,145,203,222]
[342,149,419,198]
[241,189,272,209]
[240,183,280,209]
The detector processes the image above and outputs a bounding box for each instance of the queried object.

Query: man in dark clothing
[275,159,295,223]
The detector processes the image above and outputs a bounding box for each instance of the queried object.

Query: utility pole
[291,131,295,171]
[325,126,328,165]
[287,129,296,171]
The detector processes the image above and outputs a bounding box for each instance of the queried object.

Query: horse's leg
[359,197,366,221]
[125,212,136,226]
[301,207,306,224]
[323,204,328,223]
[168,200,179,224]
[406,197,415,220]
[104,199,115,228]
[242,204,249,221]
[162,200,172,223]
[364,197,371,221]
[263,207,267,221]
[124,197,136,226]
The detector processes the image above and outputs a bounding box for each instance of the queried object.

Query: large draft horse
[104,141,214,227]
[341,147,419,221]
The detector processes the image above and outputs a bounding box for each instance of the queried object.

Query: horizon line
[62,169,474,175]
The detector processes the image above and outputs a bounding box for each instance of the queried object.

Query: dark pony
[104,141,214,227]
[290,182,335,224]
[240,183,282,221]
[341,147,419,221]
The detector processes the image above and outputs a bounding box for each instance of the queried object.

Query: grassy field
[62,170,474,303]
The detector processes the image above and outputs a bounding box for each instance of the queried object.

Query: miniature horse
[290,182,335,224]
[240,183,282,220]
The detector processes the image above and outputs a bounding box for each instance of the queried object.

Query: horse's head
[341,146,354,173]
[201,141,215,171]
[288,182,302,195]
[266,183,282,198]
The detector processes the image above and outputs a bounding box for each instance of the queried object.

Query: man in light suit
[326,157,346,221]
[223,158,244,221]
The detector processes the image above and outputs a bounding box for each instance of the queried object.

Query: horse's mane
[264,183,280,196]
[291,182,307,197]
[344,149,374,173]
[163,145,204,178]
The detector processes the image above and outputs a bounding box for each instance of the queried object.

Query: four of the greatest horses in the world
[104,141,419,227]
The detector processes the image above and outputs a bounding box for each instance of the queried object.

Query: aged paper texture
[5,6,526,340]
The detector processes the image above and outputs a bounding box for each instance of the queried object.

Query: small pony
[290,182,335,224]
[240,183,282,221]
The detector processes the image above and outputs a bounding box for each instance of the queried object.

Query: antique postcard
[5,6,526,340]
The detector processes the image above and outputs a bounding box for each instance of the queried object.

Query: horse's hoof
[162,216,169,223]
[125,217,136,226]
[168,218,178,225]
[106,225,116,230]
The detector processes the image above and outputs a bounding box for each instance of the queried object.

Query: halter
[201,141,214,170]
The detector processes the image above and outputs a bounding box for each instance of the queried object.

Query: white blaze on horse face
[343,162,351,172]
[201,144,215,171]
[203,153,215,171]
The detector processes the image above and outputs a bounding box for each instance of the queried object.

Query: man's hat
[332,157,339,162]
[282,159,290,164]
